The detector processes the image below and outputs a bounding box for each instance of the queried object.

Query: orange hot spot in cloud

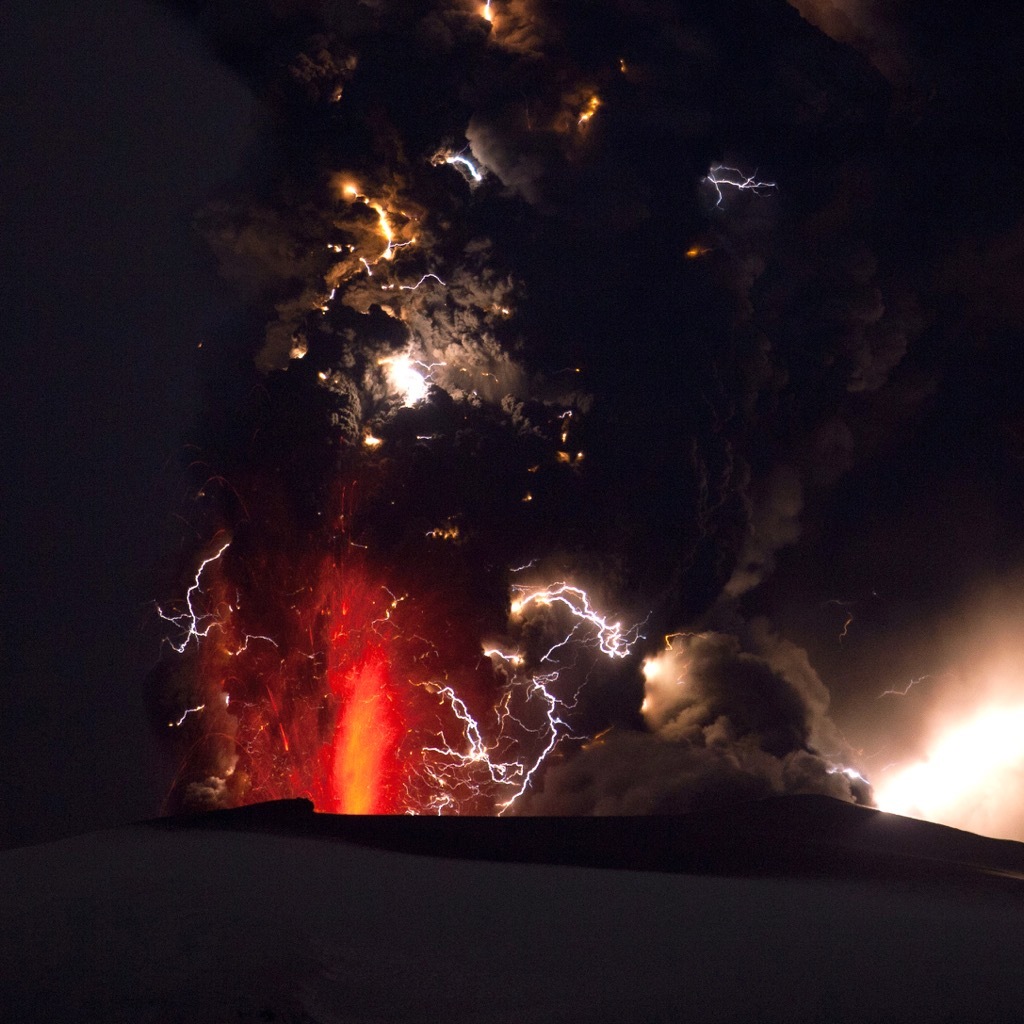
[577,94,601,126]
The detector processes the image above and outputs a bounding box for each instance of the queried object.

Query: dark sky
[5,0,1024,845]
[1,0,256,846]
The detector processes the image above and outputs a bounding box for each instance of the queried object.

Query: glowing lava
[160,510,623,815]
[330,648,403,814]
[161,532,428,814]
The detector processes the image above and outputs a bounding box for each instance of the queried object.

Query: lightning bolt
[878,675,931,700]
[168,704,206,728]
[446,153,484,183]
[399,273,447,291]
[827,764,869,785]
[703,164,776,207]
[157,541,231,653]
[495,671,580,813]
[416,668,581,815]
[510,582,645,660]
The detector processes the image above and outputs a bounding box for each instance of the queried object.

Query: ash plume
[150,0,1021,818]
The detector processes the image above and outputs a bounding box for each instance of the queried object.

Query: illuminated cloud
[519,629,868,815]
[724,466,803,599]
[875,704,1024,836]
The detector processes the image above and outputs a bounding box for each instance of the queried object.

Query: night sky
[4,0,1024,847]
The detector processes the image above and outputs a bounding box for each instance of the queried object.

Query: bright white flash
[379,353,441,406]
[703,164,776,207]
[157,541,231,653]
[827,764,869,786]
[874,704,1024,829]
[510,582,644,660]
[445,154,484,184]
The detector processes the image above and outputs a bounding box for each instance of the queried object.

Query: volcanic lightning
[157,540,231,653]
[339,181,414,264]
[445,153,484,184]
[169,704,206,728]
[577,94,601,126]
[510,582,644,660]
[378,353,440,406]
[703,164,777,206]
[155,0,875,827]
[410,665,581,815]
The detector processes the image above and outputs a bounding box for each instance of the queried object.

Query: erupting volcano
[134,0,1024,834]
[148,0,884,818]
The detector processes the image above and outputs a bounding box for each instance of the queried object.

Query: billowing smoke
[519,628,866,815]
[148,0,1020,819]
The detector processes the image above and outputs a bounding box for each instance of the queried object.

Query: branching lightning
[416,666,581,815]
[157,541,231,653]
[510,582,644,660]
[703,164,776,207]
[496,672,580,813]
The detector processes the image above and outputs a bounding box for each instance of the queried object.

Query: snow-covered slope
[2,797,1023,1023]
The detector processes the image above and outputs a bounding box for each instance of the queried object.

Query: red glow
[330,648,403,813]
[170,525,429,814]
[162,478,578,817]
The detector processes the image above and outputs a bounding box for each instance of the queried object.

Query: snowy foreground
[2,796,1024,1023]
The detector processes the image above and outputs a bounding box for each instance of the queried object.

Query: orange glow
[577,94,601,126]
[874,703,1024,835]
[335,178,410,263]
[331,648,402,814]
[686,244,711,259]
[481,1,494,23]
[172,528,425,815]
[368,201,395,259]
